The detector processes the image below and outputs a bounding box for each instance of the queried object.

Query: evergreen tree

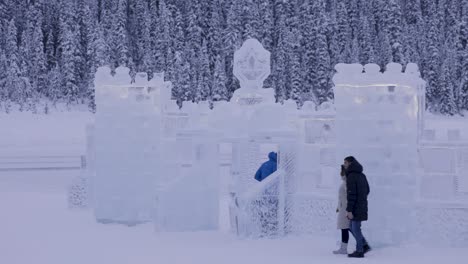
[212,54,229,102]
[223,0,243,93]
[345,0,360,40]
[207,0,223,69]
[375,29,392,70]
[460,46,468,111]
[359,17,375,64]
[300,0,317,101]
[160,0,175,80]
[58,0,80,103]
[4,19,32,110]
[287,28,303,106]
[273,0,288,102]
[423,2,442,112]
[77,0,93,98]
[314,1,333,104]
[439,51,457,115]
[186,0,203,95]
[47,65,62,106]
[335,1,352,62]
[0,49,8,108]
[259,0,274,52]
[386,0,404,64]
[348,36,360,63]
[113,0,130,68]
[327,12,341,67]
[243,0,260,40]
[196,40,211,103]
[171,5,185,53]
[30,17,47,97]
[172,51,191,106]
[132,0,148,72]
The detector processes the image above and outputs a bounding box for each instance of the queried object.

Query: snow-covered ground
[1,180,467,264]
[1,111,468,264]
[0,111,93,157]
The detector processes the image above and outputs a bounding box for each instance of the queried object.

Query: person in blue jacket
[254,152,278,182]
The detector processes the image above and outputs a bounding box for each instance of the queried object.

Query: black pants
[341,228,349,243]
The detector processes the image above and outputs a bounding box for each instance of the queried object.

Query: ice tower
[333,63,425,245]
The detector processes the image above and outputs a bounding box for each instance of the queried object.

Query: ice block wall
[333,63,425,245]
[93,67,164,225]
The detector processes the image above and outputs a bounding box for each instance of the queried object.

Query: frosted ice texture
[333,63,421,245]
[155,133,220,231]
[93,66,164,225]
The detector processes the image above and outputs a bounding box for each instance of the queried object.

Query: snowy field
[1,111,468,264]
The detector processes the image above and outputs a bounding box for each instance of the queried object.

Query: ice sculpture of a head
[233,38,271,90]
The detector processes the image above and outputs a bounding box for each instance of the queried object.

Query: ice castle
[70,39,468,247]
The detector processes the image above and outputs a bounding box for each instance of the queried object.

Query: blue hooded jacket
[254,152,278,182]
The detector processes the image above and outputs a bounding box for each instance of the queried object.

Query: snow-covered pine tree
[460,45,468,111]
[30,14,47,99]
[457,0,468,110]
[139,7,152,77]
[359,17,376,64]
[4,19,32,111]
[59,0,80,104]
[207,0,223,71]
[375,28,392,71]
[211,54,229,103]
[345,0,360,40]
[439,50,458,115]
[386,0,404,64]
[132,0,149,73]
[171,5,185,55]
[423,1,442,112]
[299,0,318,103]
[45,21,58,71]
[327,11,341,67]
[443,0,463,110]
[402,0,422,66]
[91,24,110,70]
[172,51,191,107]
[19,27,31,80]
[243,0,261,40]
[313,0,333,105]
[284,0,303,104]
[77,0,94,100]
[272,0,288,102]
[0,49,8,109]
[148,2,163,74]
[335,0,352,62]
[86,22,110,112]
[348,37,360,63]
[113,0,130,69]
[259,0,274,52]
[223,0,243,94]
[286,27,303,106]
[47,65,62,107]
[160,0,175,80]
[196,40,211,103]
[186,0,203,99]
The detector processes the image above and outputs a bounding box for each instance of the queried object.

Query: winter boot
[348,251,364,258]
[363,244,372,254]
[332,243,348,254]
